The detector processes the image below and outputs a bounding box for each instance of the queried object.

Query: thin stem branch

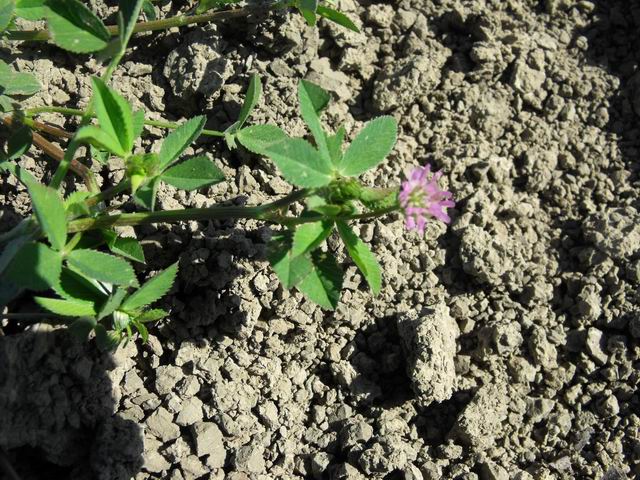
[85,179,131,207]
[6,7,252,42]
[25,106,225,137]
[2,115,97,191]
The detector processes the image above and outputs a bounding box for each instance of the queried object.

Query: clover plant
[0,0,454,349]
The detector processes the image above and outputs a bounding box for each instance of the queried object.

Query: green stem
[25,106,225,137]
[6,7,251,42]
[67,195,399,234]
[85,179,131,207]
[67,189,309,233]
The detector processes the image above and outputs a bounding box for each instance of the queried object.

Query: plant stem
[25,106,226,137]
[68,189,309,233]
[1,115,98,191]
[6,7,252,42]
[66,193,400,234]
[85,179,131,207]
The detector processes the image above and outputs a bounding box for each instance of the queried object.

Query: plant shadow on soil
[581,0,640,175]
[0,328,144,480]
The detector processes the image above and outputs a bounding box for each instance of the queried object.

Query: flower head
[399,165,455,233]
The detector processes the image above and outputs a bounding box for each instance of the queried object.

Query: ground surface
[1,0,639,479]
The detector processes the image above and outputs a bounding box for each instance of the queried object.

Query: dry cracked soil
[1,0,639,479]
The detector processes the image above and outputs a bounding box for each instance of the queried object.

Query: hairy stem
[66,193,399,233]
[25,106,225,137]
[68,189,310,233]
[6,7,252,42]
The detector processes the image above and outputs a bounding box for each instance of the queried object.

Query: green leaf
[298,250,343,309]
[298,0,317,26]
[0,94,13,112]
[291,220,333,257]
[102,231,145,264]
[298,80,330,162]
[74,125,125,157]
[317,4,360,32]
[160,155,225,191]
[121,262,177,312]
[132,109,145,141]
[0,0,15,32]
[46,0,110,53]
[15,0,48,20]
[7,124,33,159]
[0,60,41,96]
[196,0,240,14]
[66,249,138,287]
[267,232,314,289]
[133,319,149,342]
[118,0,143,48]
[91,77,134,155]
[94,324,121,350]
[28,182,67,250]
[54,267,107,303]
[299,79,330,114]
[235,73,261,130]
[327,125,346,165]
[237,125,334,187]
[336,221,381,295]
[0,160,38,188]
[97,288,127,320]
[35,296,97,316]
[132,176,159,210]
[337,116,397,177]
[5,242,62,291]
[134,308,168,323]
[0,227,31,276]
[158,116,206,169]
[141,0,155,20]
[90,145,110,164]
[64,191,92,217]
[68,316,97,341]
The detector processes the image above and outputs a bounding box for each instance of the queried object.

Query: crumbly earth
[1,0,639,479]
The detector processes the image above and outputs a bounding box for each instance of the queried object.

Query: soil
[1,0,639,479]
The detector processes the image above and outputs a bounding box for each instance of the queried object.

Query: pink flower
[399,165,455,233]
